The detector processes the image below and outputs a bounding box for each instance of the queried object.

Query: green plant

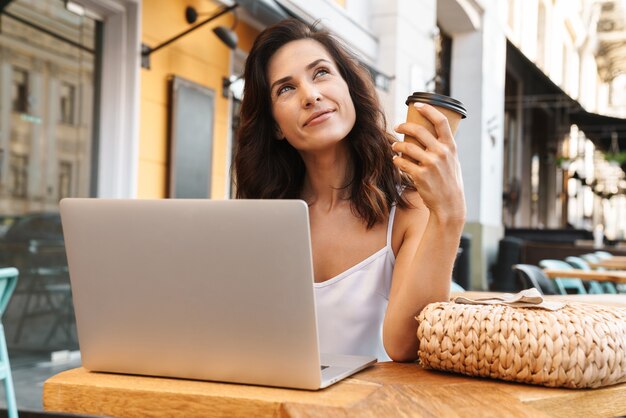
[605,151,626,165]
[555,156,573,168]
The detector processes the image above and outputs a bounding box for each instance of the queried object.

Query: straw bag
[416,289,626,388]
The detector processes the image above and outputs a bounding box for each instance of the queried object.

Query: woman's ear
[275,127,285,140]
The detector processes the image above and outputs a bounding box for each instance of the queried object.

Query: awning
[506,41,626,151]
[570,110,626,151]
[506,41,577,101]
[237,0,291,26]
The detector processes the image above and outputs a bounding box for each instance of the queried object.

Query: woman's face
[267,39,356,152]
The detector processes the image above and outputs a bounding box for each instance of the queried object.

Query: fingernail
[392,155,398,160]
[414,102,425,108]
[391,141,397,149]
[393,124,400,131]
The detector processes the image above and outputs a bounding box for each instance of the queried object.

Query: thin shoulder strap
[386,185,407,248]
[386,204,397,248]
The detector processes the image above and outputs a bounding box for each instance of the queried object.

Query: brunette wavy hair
[233,18,414,228]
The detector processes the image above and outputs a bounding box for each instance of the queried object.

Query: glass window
[0,0,101,406]
[58,161,72,200]
[10,153,28,198]
[11,67,29,113]
[59,82,76,125]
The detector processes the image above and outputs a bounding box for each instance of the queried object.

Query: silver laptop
[60,198,376,390]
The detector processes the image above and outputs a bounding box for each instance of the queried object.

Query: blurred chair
[579,253,626,294]
[450,281,465,292]
[564,256,589,270]
[0,267,19,418]
[490,236,524,292]
[565,256,617,294]
[593,252,626,293]
[580,253,601,264]
[512,264,559,295]
[13,239,73,346]
[538,259,587,294]
[594,251,613,259]
[451,235,471,290]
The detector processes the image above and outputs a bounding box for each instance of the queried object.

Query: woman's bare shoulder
[392,189,429,245]
[397,189,428,218]
[401,188,426,208]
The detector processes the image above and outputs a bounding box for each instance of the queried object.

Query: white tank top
[313,205,397,362]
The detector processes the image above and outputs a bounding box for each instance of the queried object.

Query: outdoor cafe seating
[490,227,626,292]
[511,250,626,296]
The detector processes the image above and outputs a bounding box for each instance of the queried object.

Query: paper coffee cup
[404,92,467,147]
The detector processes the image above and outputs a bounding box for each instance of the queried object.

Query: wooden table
[543,268,626,284]
[43,363,626,418]
[590,256,626,270]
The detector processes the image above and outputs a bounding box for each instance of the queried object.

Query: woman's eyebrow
[305,58,332,71]
[270,58,333,93]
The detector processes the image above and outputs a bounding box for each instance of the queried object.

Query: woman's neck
[300,144,351,212]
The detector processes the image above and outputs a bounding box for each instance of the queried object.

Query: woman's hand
[391,103,466,224]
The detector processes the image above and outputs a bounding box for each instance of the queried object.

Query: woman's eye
[315,68,329,78]
[277,85,293,96]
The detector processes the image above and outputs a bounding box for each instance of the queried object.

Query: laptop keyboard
[321,365,329,370]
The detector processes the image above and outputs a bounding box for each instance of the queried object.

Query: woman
[234,19,465,362]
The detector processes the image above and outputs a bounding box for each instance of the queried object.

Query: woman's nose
[301,83,322,108]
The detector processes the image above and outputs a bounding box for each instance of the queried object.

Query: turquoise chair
[592,252,626,294]
[594,251,613,259]
[581,253,626,294]
[0,267,18,418]
[450,281,465,292]
[580,253,601,264]
[538,259,587,294]
[565,256,617,294]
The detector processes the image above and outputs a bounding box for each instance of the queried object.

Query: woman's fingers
[391,141,434,164]
[412,103,455,148]
[391,125,464,221]
[392,148,465,221]
[394,123,438,150]
[392,154,426,178]
[391,103,460,203]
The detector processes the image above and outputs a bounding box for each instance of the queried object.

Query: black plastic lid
[405,92,467,118]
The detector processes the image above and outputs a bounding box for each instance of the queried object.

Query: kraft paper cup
[404,92,467,147]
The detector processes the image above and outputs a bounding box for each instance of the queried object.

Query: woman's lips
[304,110,335,127]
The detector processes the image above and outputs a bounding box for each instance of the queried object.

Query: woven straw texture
[416,302,626,388]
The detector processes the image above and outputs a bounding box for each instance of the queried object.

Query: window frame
[11,66,29,113]
[79,0,141,198]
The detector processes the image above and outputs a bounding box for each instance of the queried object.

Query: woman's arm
[382,103,466,362]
